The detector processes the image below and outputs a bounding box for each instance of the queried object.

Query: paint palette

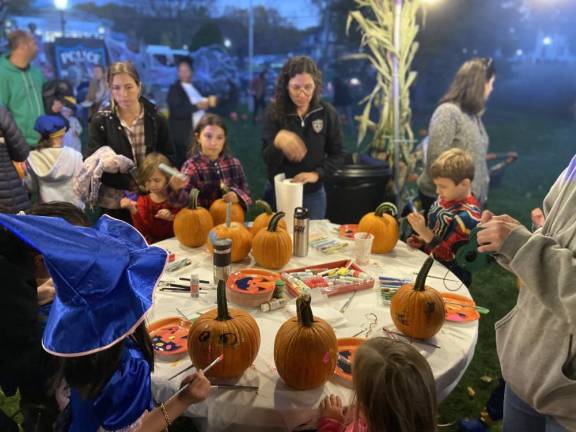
[148,317,192,358]
[333,337,366,386]
[338,224,358,240]
[442,292,480,322]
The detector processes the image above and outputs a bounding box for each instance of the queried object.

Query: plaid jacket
[179,152,252,209]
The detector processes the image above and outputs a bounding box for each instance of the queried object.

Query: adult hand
[155,209,174,221]
[168,174,188,192]
[177,371,211,405]
[274,130,307,162]
[319,394,344,423]
[477,214,522,253]
[407,213,427,236]
[292,172,319,184]
[196,99,210,110]
[222,191,239,203]
[120,198,138,215]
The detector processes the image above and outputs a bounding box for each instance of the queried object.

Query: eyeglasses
[288,83,315,95]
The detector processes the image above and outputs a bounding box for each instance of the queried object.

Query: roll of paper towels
[274,173,303,235]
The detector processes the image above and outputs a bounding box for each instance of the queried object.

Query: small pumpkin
[173,188,213,247]
[358,202,399,254]
[390,256,445,339]
[274,295,338,390]
[207,201,252,262]
[209,182,245,225]
[188,280,261,378]
[252,212,292,269]
[251,200,287,235]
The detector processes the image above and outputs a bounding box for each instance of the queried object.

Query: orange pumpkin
[358,202,399,253]
[251,200,287,235]
[209,182,245,225]
[173,189,213,247]
[207,201,252,262]
[188,280,260,378]
[274,295,338,390]
[252,212,292,269]
[390,256,445,339]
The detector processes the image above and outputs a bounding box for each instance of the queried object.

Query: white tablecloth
[149,220,478,431]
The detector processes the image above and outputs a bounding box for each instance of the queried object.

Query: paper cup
[354,232,374,265]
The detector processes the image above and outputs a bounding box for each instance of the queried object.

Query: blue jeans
[503,386,566,432]
[264,182,327,220]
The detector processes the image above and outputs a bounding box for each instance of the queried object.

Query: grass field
[2,106,574,431]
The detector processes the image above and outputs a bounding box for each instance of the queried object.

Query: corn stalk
[346,0,423,195]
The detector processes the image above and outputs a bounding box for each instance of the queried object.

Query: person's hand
[407,213,427,236]
[155,209,174,221]
[319,394,344,423]
[120,198,138,215]
[168,174,188,192]
[406,235,424,249]
[274,130,307,162]
[292,172,319,184]
[177,371,211,405]
[477,213,522,253]
[531,208,545,228]
[222,191,239,203]
[196,99,210,110]
[37,278,56,305]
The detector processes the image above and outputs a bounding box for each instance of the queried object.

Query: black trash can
[325,153,393,224]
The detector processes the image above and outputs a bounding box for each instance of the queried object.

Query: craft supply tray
[282,259,374,297]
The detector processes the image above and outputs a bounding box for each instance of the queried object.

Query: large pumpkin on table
[188,280,260,378]
[274,295,338,390]
[173,188,213,247]
[252,212,292,269]
[358,202,399,253]
[251,200,287,235]
[207,201,252,262]
[209,182,245,225]
[390,256,445,339]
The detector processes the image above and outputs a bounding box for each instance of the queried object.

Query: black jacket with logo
[261,100,344,194]
[88,97,173,191]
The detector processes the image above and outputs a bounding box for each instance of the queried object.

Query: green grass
[3,108,575,431]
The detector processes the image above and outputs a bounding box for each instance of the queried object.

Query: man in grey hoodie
[477,157,576,431]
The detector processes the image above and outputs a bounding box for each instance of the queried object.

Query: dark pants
[252,96,266,123]
[264,182,327,220]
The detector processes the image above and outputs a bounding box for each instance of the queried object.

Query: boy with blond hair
[407,148,481,286]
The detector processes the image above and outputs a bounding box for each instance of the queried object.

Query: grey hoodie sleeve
[425,103,460,169]
[0,107,29,162]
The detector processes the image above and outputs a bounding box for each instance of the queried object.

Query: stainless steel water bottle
[293,207,309,257]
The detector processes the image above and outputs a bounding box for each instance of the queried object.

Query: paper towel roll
[274,173,303,235]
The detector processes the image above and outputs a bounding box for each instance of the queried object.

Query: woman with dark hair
[418,57,495,212]
[262,56,344,219]
[167,58,216,168]
[88,61,181,222]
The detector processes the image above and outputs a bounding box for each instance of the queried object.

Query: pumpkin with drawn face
[188,280,260,378]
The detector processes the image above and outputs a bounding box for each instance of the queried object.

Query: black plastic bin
[325,154,393,224]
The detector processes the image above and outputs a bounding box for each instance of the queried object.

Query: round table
[149,220,478,432]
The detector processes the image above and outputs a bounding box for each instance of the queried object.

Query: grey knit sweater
[0,106,30,213]
[417,102,490,205]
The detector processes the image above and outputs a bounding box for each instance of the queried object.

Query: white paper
[274,173,303,235]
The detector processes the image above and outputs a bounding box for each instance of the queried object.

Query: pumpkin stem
[268,212,285,232]
[225,201,231,227]
[216,280,231,321]
[256,200,273,215]
[188,189,200,210]
[414,256,435,292]
[296,295,314,327]
[375,202,398,217]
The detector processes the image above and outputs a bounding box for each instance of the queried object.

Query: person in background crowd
[262,56,344,219]
[417,57,495,213]
[0,105,30,213]
[167,58,216,168]
[82,64,109,116]
[61,101,83,153]
[88,61,182,223]
[250,70,268,124]
[0,30,45,147]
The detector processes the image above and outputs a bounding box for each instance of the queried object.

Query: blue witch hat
[0,213,167,356]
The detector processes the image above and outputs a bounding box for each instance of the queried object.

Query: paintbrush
[168,354,224,381]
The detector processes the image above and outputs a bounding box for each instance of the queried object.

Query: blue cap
[33,115,68,137]
[0,214,167,357]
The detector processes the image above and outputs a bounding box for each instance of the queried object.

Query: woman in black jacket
[167,58,211,168]
[88,61,178,222]
[0,106,30,213]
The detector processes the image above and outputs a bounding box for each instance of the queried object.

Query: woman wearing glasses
[261,56,344,219]
[417,58,496,213]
